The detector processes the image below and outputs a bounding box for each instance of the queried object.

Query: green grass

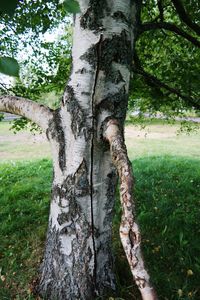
[0,157,200,299]
[113,156,200,300]
[0,160,52,300]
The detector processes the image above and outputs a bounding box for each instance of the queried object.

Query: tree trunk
[38,1,134,299]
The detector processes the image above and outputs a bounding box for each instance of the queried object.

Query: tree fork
[104,119,157,300]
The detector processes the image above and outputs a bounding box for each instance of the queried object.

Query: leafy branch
[171,0,200,36]
[139,22,200,48]
[132,52,200,110]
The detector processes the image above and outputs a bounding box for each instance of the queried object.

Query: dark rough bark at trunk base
[37,145,117,300]
[37,193,116,299]
[38,223,95,299]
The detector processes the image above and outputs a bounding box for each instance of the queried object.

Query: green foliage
[0,0,71,101]
[0,57,19,77]
[9,117,42,134]
[131,0,200,113]
[1,0,64,34]
[63,0,81,13]
[133,28,200,113]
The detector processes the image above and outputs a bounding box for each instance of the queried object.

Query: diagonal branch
[171,0,200,36]
[140,22,200,48]
[103,118,158,300]
[133,53,200,110]
[0,95,54,131]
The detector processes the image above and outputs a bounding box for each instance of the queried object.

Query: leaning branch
[133,53,200,110]
[171,0,200,36]
[135,67,200,109]
[140,21,200,48]
[104,119,157,300]
[0,95,53,131]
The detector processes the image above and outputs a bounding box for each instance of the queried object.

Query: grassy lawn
[113,156,200,300]
[0,160,51,300]
[0,121,200,299]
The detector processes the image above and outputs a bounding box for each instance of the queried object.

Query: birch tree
[0,0,199,299]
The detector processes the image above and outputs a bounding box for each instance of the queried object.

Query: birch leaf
[63,0,80,13]
[0,57,19,77]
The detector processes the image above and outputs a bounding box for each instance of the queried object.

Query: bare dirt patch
[125,124,178,139]
[0,122,50,161]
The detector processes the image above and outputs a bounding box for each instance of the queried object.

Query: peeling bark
[104,119,158,300]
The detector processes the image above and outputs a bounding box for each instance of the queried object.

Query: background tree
[131,0,200,115]
[0,0,199,299]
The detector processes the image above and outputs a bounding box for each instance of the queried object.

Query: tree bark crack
[90,33,103,293]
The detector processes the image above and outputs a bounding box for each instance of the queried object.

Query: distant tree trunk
[0,0,157,299]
